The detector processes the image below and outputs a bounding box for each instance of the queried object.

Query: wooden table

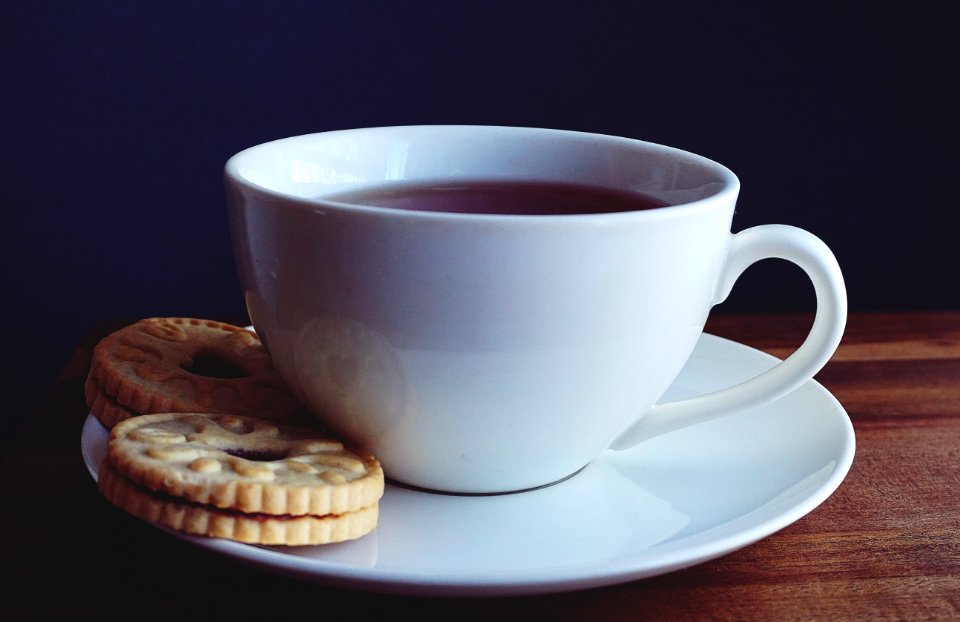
[3,313,958,620]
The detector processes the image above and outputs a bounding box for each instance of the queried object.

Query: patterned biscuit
[89,317,307,425]
[98,462,378,546]
[106,412,384,516]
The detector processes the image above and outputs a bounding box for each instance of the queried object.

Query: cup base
[384,464,588,497]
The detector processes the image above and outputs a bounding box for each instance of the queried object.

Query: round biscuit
[90,317,308,424]
[106,412,384,516]
[98,462,378,545]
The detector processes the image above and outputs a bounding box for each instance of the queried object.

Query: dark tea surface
[323,180,669,215]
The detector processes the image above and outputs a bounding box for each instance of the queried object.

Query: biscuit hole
[224,448,289,461]
[183,350,249,379]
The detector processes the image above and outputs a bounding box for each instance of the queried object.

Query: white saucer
[81,333,855,597]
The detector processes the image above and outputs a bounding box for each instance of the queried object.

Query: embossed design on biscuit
[86,317,309,426]
[142,318,190,342]
[107,412,384,516]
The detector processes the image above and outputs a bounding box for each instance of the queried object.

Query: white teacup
[225,125,846,494]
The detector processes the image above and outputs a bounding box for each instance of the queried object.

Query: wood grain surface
[1,313,957,620]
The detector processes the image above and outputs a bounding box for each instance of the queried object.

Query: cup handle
[609,224,847,450]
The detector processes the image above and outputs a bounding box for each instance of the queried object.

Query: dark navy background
[2,2,956,447]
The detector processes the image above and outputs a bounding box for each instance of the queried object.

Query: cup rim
[224,125,741,221]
